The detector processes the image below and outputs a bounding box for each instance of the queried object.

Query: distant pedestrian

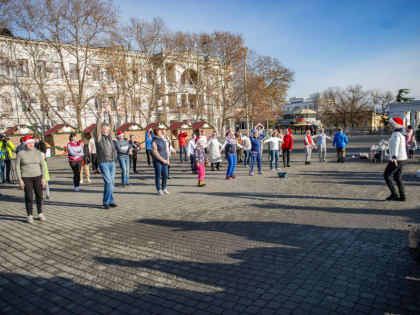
[115,130,132,187]
[194,139,207,187]
[16,135,46,223]
[264,131,283,170]
[151,128,170,195]
[408,136,417,159]
[312,128,332,162]
[145,128,154,166]
[281,129,293,167]
[241,131,251,167]
[41,152,51,199]
[80,138,91,184]
[0,134,15,184]
[95,105,118,209]
[384,117,407,201]
[129,134,140,173]
[178,130,188,162]
[303,129,317,165]
[405,125,414,155]
[15,137,25,154]
[187,134,197,174]
[89,136,99,174]
[162,129,176,179]
[333,128,348,163]
[207,132,222,171]
[67,133,84,191]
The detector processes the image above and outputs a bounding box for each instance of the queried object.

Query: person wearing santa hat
[384,117,408,201]
[115,130,132,187]
[303,129,317,165]
[15,135,46,223]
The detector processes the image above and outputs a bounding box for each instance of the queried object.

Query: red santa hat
[390,117,404,129]
[287,128,292,134]
[117,130,124,136]
[225,129,232,137]
[22,135,35,146]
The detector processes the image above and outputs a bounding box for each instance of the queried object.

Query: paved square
[1,134,420,314]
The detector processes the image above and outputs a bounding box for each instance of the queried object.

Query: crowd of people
[0,108,417,223]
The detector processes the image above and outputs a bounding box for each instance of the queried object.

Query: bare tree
[375,90,393,128]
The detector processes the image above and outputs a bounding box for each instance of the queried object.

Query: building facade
[0,34,230,134]
[388,100,420,130]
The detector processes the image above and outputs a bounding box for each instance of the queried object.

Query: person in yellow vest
[0,134,16,184]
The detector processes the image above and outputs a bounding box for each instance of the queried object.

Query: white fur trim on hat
[390,117,404,128]
[23,138,35,146]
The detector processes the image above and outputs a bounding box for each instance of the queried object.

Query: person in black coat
[129,134,140,173]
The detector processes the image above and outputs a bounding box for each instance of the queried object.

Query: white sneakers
[157,190,164,195]
[163,189,169,195]
[80,180,83,184]
[74,186,81,192]
[87,179,92,183]
[27,213,46,223]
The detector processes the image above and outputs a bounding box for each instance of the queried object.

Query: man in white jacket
[384,117,407,201]
[187,134,197,174]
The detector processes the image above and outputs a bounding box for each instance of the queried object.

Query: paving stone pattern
[0,134,420,314]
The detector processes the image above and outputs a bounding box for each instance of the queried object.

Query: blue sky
[117,0,420,99]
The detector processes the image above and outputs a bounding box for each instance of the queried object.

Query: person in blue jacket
[332,128,348,163]
[145,128,154,166]
[249,129,266,175]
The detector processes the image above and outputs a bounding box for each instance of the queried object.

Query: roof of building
[169,122,191,130]
[3,125,20,135]
[294,109,317,114]
[117,122,138,132]
[191,121,213,129]
[82,124,96,134]
[45,124,70,136]
[145,122,168,130]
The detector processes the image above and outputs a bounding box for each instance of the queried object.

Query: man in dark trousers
[129,134,140,173]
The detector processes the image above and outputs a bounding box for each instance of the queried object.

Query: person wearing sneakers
[115,130,132,187]
[384,117,408,201]
[312,128,332,162]
[207,132,223,171]
[151,128,170,195]
[264,131,283,171]
[67,133,84,191]
[281,129,293,167]
[80,138,91,184]
[303,129,317,165]
[249,130,266,176]
[178,130,188,162]
[194,138,207,187]
[241,131,252,167]
[16,135,46,223]
[221,129,243,179]
[162,129,176,179]
[333,128,348,163]
[95,105,118,209]
[187,134,198,174]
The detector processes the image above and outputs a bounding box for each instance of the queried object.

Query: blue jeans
[180,146,187,161]
[243,150,250,166]
[117,155,130,185]
[153,160,168,191]
[269,150,279,169]
[226,154,237,177]
[99,161,115,205]
[190,154,197,173]
[250,152,262,173]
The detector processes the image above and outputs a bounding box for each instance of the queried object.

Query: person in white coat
[207,132,223,171]
[384,117,407,201]
[263,131,283,170]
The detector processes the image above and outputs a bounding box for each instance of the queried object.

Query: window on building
[69,63,77,80]
[108,96,116,110]
[17,59,29,77]
[95,97,102,110]
[91,65,101,81]
[0,93,12,114]
[56,94,66,111]
[168,93,177,107]
[0,59,10,76]
[166,63,175,84]
[106,67,114,83]
[36,60,47,78]
[54,62,63,79]
[181,94,187,109]
[146,70,153,84]
[21,92,31,112]
[188,94,197,109]
[131,66,139,82]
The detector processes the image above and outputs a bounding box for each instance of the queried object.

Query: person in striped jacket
[304,129,317,165]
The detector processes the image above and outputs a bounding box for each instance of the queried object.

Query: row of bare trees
[316,85,394,129]
[0,0,294,133]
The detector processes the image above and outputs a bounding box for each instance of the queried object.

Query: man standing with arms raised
[95,105,118,209]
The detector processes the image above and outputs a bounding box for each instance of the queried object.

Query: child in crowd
[194,139,207,187]
[408,136,417,159]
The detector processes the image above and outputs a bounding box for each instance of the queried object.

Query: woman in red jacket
[281,129,293,167]
[178,131,188,162]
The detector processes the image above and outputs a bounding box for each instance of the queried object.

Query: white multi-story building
[0,33,230,133]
